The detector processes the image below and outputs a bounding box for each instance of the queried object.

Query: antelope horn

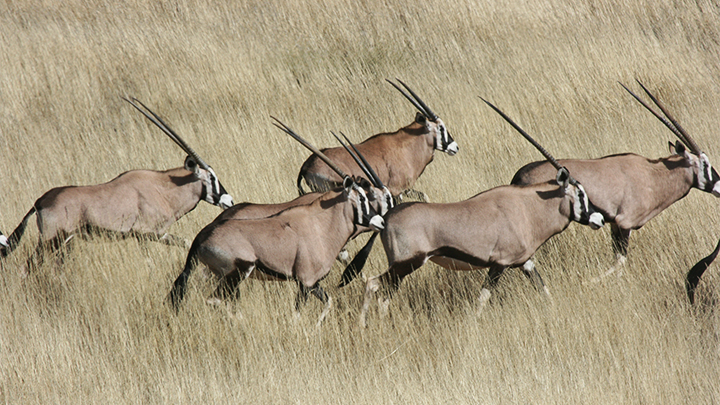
[480,97,574,181]
[386,79,438,121]
[332,131,387,190]
[620,82,701,154]
[396,78,438,121]
[271,117,350,182]
[635,79,701,154]
[123,97,211,169]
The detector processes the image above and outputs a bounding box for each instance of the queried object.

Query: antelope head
[481,97,605,230]
[622,80,720,197]
[124,97,234,209]
[387,79,459,156]
[272,118,385,231]
[555,167,605,230]
[332,131,394,216]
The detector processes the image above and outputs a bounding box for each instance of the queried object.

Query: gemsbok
[686,238,720,304]
[511,80,720,280]
[0,97,233,272]
[167,119,387,326]
[295,79,458,200]
[0,232,7,249]
[358,99,605,327]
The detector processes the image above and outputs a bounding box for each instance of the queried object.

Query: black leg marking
[483,265,506,290]
[210,270,244,301]
[611,224,630,258]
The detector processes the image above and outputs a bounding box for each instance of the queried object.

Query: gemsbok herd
[1,79,718,326]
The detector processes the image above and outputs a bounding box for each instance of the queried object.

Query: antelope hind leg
[521,259,551,296]
[207,269,247,320]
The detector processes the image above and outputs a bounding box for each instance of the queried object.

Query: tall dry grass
[1,0,720,403]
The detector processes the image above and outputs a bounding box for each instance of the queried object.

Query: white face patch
[353,187,371,226]
[219,194,234,209]
[433,119,458,156]
[572,185,588,223]
[696,153,720,196]
[380,187,394,215]
[589,213,605,229]
[369,215,385,231]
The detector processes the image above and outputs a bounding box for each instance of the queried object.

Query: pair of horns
[272,117,381,189]
[480,97,576,185]
[620,80,702,155]
[123,97,211,170]
[331,131,386,190]
[387,78,438,121]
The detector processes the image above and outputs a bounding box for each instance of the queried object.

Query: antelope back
[183,156,234,209]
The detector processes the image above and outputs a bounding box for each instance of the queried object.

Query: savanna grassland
[1,0,720,403]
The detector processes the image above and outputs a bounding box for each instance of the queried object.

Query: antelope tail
[1,207,37,257]
[686,238,720,304]
[166,238,202,310]
[338,232,378,287]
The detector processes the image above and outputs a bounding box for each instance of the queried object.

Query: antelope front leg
[360,275,382,328]
[478,265,506,315]
[158,233,192,249]
[589,225,631,283]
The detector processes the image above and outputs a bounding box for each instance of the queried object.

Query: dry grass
[1,0,720,403]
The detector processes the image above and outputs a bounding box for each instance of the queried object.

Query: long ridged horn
[123,97,210,169]
[331,131,386,190]
[635,80,701,154]
[271,117,350,182]
[620,81,701,154]
[480,97,571,178]
[386,79,438,121]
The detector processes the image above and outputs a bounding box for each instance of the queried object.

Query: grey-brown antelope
[358,99,605,327]
[167,119,387,326]
[0,98,233,272]
[296,79,458,200]
[511,80,720,282]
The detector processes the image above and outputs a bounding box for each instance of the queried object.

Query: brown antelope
[296,79,458,200]
[358,99,605,327]
[0,98,234,272]
[686,238,720,304]
[511,81,720,281]
[167,119,387,326]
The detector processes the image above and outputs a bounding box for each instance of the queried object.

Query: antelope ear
[415,112,427,126]
[555,167,570,190]
[669,140,686,156]
[342,176,354,190]
[184,156,201,175]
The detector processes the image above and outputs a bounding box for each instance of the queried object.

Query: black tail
[686,238,720,304]
[166,237,202,310]
[1,207,37,258]
[338,232,378,287]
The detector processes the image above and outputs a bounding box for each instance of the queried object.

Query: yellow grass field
[1,0,720,403]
